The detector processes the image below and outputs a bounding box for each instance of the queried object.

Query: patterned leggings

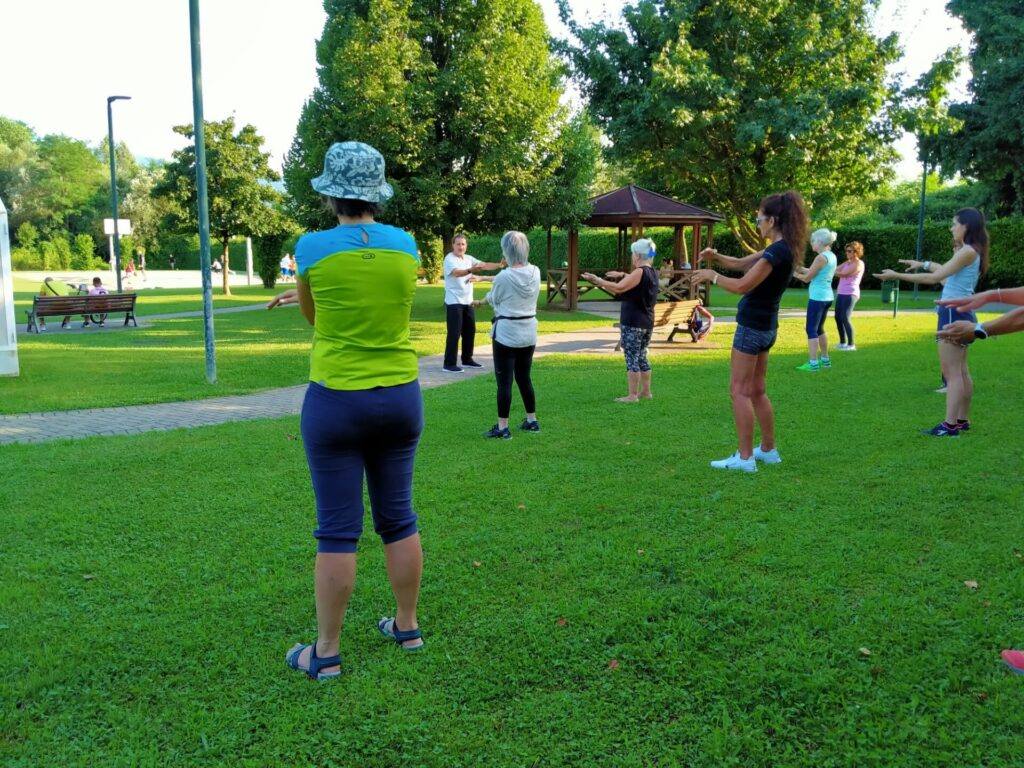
[620,325,653,372]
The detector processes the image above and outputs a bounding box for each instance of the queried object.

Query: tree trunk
[222,239,231,295]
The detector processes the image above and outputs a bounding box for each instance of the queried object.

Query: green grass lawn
[3,312,1024,766]
[0,285,606,414]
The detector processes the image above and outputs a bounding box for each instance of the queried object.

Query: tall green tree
[155,117,282,294]
[558,0,901,251]
[937,0,1024,215]
[285,0,597,266]
[0,117,39,235]
[23,134,106,238]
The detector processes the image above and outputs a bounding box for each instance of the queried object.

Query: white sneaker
[934,385,948,394]
[710,451,757,472]
[752,445,782,464]
[834,343,848,351]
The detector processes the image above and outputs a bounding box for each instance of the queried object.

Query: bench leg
[666,326,679,343]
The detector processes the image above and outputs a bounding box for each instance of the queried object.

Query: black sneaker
[921,422,960,437]
[957,419,971,432]
[519,419,540,432]
[483,424,512,440]
[462,360,484,369]
[442,365,464,373]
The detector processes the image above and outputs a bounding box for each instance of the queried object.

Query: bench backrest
[34,293,137,314]
[654,299,701,325]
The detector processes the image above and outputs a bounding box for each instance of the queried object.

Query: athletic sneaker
[957,419,971,432]
[483,424,512,440]
[752,445,782,464]
[710,452,757,472]
[934,385,948,394]
[1001,649,1024,675]
[519,419,540,432]
[921,422,960,437]
[796,361,819,372]
[834,343,849,351]
[442,365,464,373]
[820,357,831,368]
[462,360,484,369]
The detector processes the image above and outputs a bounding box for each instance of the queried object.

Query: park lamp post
[106,95,131,293]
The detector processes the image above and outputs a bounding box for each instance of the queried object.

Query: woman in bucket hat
[269,142,426,679]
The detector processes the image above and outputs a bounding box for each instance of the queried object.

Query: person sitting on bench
[38,277,74,331]
[82,277,109,328]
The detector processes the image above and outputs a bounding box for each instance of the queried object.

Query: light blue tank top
[809,251,837,302]
[940,254,981,300]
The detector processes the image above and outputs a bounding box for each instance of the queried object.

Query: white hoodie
[485,265,541,347]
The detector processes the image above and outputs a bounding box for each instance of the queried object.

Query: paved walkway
[0,325,635,445]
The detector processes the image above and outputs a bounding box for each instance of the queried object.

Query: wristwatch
[973,322,988,340]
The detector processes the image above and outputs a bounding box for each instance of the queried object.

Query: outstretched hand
[699,248,718,264]
[936,320,976,346]
[873,269,899,281]
[936,294,987,311]
[267,288,299,309]
[690,269,717,286]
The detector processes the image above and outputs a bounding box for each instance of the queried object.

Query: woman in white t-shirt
[473,231,541,438]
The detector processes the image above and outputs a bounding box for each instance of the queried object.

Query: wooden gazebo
[547,185,725,310]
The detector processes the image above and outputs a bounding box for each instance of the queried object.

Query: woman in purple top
[833,241,865,350]
[691,191,809,472]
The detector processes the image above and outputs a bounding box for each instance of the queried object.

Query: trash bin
[881,280,898,304]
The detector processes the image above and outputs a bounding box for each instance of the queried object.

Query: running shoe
[483,424,512,440]
[921,422,960,437]
[710,452,757,472]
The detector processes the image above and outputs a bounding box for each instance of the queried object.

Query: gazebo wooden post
[568,228,580,311]
[546,226,552,273]
[673,226,682,270]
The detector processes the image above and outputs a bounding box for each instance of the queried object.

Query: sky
[1,1,970,180]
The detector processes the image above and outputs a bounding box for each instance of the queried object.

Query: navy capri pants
[301,379,423,553]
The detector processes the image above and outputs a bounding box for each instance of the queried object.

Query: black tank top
[620,265,658,330]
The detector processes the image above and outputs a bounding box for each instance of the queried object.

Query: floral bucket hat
[311,141,394,203]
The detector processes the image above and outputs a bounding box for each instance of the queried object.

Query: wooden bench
[614,299,704,350]
[26,293,139,333]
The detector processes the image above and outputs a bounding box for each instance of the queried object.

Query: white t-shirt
[443,252,482,305]
[280,254,290,270]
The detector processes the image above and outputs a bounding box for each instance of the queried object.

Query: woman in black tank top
[583,238,659,402]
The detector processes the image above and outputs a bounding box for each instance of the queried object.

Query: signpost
[103,218,132,283]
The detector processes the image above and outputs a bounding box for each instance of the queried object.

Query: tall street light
[106,95,131,293]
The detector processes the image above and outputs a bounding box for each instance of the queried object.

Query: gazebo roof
[582,185,724,227]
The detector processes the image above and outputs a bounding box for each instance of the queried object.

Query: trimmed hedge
[461,217,1024,289]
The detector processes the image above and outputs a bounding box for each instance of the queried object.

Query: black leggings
[834,294,857,345]
[493,340,536,419]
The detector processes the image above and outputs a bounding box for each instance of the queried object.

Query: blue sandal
[377,617,424,650]
[285,642,342,680]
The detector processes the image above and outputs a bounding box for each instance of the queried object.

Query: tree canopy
[558,0,901,251]
[937,0,1024,215]
[155,117,282,294]
[285,0,598,265]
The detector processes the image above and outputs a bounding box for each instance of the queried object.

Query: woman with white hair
[793,228,839,371]
[582,238,659,402]
[473,231,542,438]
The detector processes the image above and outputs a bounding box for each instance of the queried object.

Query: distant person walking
[833,241,865,350]
[691,191,810,472]
[168,253,176,270]
[793,228,838,371]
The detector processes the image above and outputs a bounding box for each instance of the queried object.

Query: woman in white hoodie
[473,231,541,439]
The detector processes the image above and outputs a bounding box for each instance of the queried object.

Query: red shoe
[1001,649,1024,675]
